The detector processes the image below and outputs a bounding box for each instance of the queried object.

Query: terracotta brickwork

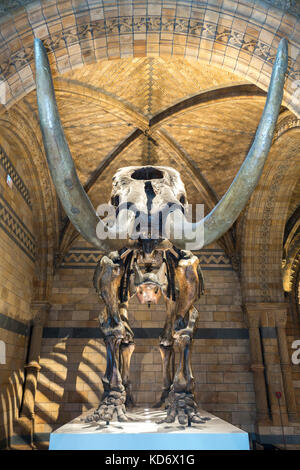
[0,0,300,116]
[32,238,256,441]
[0,0,299,450]
[240,114,300,304]
[0,136,35,449]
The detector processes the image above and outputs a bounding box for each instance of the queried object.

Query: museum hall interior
[0,0,300,451]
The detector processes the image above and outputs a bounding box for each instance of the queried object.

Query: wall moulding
[0,1,299,115]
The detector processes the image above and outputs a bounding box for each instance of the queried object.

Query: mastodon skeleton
[34,38,288,425]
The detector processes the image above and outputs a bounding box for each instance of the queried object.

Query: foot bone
[84,389,129,423]
[157,389,211,426]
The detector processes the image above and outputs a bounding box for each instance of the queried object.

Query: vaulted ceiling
[19,56,272,254]
[0,0,298,302]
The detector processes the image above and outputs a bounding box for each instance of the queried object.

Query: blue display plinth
[49,408,249,450]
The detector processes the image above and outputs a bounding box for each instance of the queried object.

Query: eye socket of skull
[179,194,186,205]
[111,195,120,207]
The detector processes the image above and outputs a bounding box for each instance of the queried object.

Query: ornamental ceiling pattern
[1,12,299,81]
[0,0,299,117]
[0,0,299,16]
[22,56,265,209]
[18,53,270,261]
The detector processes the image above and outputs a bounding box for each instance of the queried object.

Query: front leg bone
[85,252,134,423]
[158,252,210,426]
[156,300,175,406]
[85,313,128,423]
[119,303,135,407]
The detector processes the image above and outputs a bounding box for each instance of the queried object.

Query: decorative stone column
[260,304,288,426]
[275,308,298,422]
[245,305,270,424]
[246,303,292,426]
[20,301,50,419]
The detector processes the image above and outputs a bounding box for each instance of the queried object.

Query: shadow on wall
[35,338,106,436]
[0,369,28,449]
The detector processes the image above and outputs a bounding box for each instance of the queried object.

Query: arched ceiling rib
[48,81,267,258]
[53,80,266,195]
[149,84,266,129]
[14,55,276,261]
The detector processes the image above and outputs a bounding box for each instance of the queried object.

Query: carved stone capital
[244,302,288,327]
[243,305,260,328]
[274,309,288,328]
[30,301,51,326]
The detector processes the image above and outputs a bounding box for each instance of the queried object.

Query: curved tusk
[167,38,288,250]
[34,38,130,251]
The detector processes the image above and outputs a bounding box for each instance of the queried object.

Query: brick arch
[240,112,300,303]
[52,78,264,259]
[0,0,299,115]
[283,204,300,293]
[283,235,300,293]
[0,102,59,300]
